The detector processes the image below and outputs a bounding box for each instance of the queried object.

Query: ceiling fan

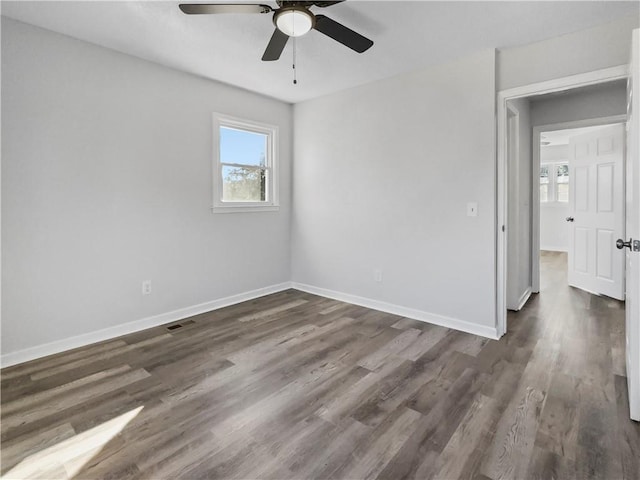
[178,1,374,61]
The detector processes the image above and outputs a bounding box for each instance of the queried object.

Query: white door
[624,28,640,421]
[567,124,625,300]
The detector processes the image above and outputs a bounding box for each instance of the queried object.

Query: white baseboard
[507,287,532,312]
[291,282,499,340]
[515,287,533,311]
[540,246,568,252]
[1,282,293,368]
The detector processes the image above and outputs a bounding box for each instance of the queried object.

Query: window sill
[211,204,280,214]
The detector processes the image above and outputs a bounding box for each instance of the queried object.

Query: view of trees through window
[222,165,266,202]
[219,126,268,202]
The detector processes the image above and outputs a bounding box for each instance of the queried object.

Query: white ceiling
[2,1,639,103]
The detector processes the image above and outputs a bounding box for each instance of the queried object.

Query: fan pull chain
[292,36,297,85]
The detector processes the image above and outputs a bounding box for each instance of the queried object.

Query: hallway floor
[504,250,638,479]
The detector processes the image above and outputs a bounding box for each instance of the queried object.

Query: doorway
[497,66,629,335]
[534,122,627,300]
[497,63,640,421]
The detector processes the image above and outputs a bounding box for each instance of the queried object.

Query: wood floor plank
[480,386,547,480]
[1,365,132,416]
[0,423,76,475]
[357,327,421,371]
[614,374,640,480]
[2,369,150,433]
[315,356,406,425]
[0,340,129,382]
[431,394,499,480]
[576,385,624,479]
[236,298,308,322]
[28,335,170,381]
[239,415,336,479]
[524,445,576,480]
[332,407,423,480]
[396,325,450,361]
[292,417,373,479]
[534,393,579,460]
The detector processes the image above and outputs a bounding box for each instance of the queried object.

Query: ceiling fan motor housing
[274,5,316,37]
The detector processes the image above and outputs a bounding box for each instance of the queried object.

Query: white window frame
[212,113,279,213]
[540,161,569,205]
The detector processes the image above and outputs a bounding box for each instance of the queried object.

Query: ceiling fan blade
[262,28,289,61]
[313,14,373,53]
[312,1,345,7]
[179,4,272,15]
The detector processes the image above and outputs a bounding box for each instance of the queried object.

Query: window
[556,164,569,202]
[540,162,569,203]
[212,113,278,213]
[540,165,549,203]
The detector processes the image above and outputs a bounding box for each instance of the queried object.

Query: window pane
[556,164,569,184]
[220,126,267,167]
[557,183,569,202]
[540,184,549,203]
[221,166,266,202]
[540,165,549,184]
[540,165,549,178]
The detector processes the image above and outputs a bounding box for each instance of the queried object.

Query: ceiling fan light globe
[275,8,314,37]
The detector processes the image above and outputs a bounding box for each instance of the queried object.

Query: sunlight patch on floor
[2,406,143,480]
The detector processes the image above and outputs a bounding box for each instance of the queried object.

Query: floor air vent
[167,324,183,331]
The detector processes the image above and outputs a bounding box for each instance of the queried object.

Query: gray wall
[292,50,498,335]
[1,18,293,357]
[531,81,628,127]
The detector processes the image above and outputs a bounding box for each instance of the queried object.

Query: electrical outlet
[374,269,383,283]
[142,280,152,295]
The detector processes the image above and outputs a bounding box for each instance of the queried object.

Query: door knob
[616,238,632,250]
[566,217,574,222]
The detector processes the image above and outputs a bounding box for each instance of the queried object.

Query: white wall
[539,145,570,252]
[1,18,293,359]
[540,206,570,252]
[498,15,639,90]
[292,50,497,335]
[506,98,532,310]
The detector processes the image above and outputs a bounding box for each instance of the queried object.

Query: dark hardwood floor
[1,251,638,479]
